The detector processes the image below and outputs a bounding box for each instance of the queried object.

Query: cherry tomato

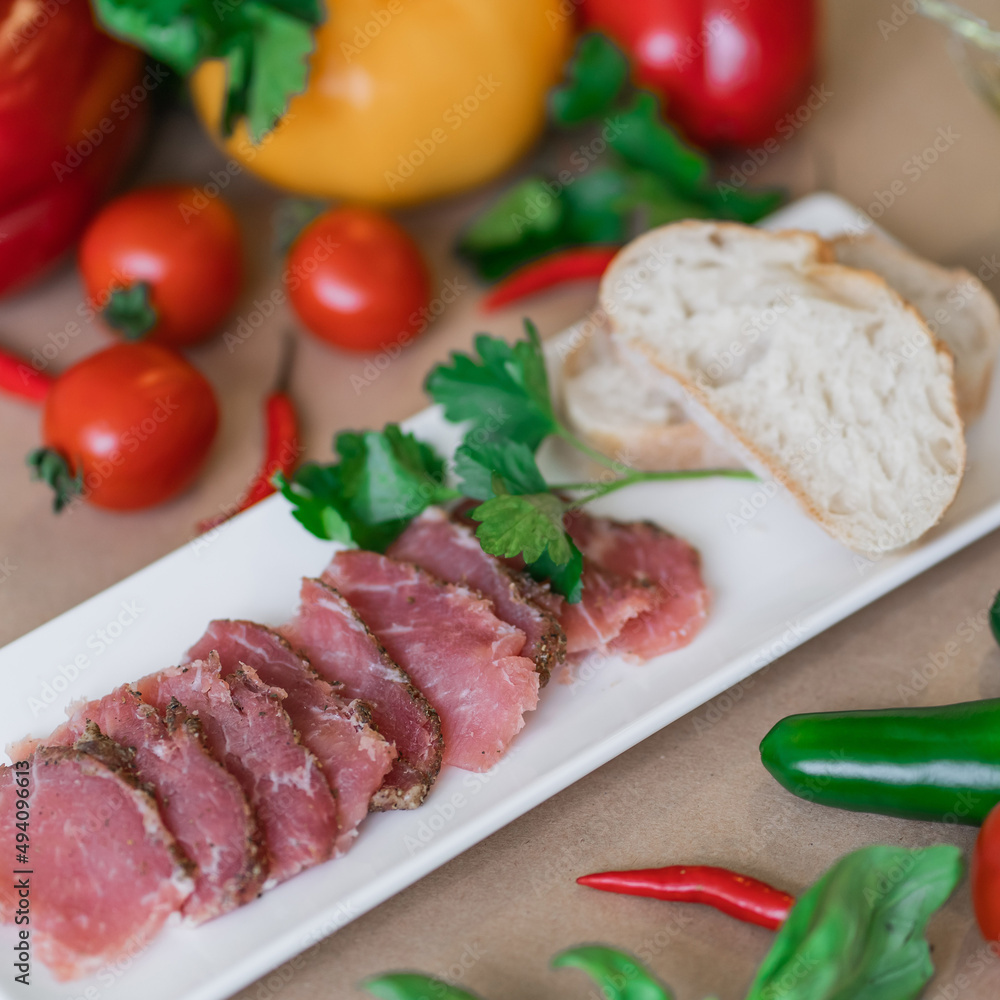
[286,207,432,353]
[580,0,818,149]
[36,343,219,511]
[973,802,1000,941]
[79,185,244,348]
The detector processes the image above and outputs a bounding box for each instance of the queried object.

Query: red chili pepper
[0,346,54,403]
[198,337,301,532]
[481,246,620,313]
[577,865,795,930]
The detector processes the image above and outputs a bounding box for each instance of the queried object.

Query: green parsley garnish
[280,321,754,602]
[91,0,323,141]
[457,32,785,280]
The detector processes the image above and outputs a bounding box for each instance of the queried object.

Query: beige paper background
[4,0,1000,996]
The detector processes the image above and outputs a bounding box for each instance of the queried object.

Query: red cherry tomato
[580,0,818,149]
[973,802,1000,941]
[286,207,432,353]
[38,343,219,511]
[79,185,244,348]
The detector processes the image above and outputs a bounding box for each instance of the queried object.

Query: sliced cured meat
[46,685,263,923]
[388,507,566,682]
[532,559,656,659]
[0,732,193,981]
[454,499,654,658]
[566,510,710,660]
[136,654,338,887]
[323,551,539,772]
[187,620,395,853]
[283,578,442,810]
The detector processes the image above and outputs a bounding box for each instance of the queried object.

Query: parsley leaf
[91,0,322,142]
[470,492,572,565]
[458,31,786,280]
[455,438,584,603]
[550,32,630,127]
[426,320,558,450]
[454,440,548,500]
[609,91,709,197]
[275,424,457,550]
[526,541,583,604]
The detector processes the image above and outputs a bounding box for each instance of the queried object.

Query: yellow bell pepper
[190,0,573,206]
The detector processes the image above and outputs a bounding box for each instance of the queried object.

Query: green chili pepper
[760,698,1000,825]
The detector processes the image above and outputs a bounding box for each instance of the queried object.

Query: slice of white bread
[833,233,1000,421]
[594,220,965,553]
[549,319,740,471]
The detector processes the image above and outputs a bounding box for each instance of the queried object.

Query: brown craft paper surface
[3,1,1000,996]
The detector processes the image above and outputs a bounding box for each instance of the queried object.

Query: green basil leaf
[363,973,480,1000]
[553,946,673,1000]
[470,492,571,565]
[746,844,963,1000]
[550,32,630,127]
[426,322,559,451]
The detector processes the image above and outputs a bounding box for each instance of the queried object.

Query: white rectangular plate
[3,193,999,1000]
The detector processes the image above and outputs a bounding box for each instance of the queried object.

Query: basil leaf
[550,32,630,127]
[364,974,480,1000]
[990,588,1000,646]
[426,321,558,451]
[553,946,673,1000]
[746,844,962,1000]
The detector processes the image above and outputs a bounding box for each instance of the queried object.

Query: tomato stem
[27,448,83,512]
[102,281,157,340]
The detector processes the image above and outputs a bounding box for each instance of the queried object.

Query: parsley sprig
[458,33,785,280]
[278,321,752,603]
[91,0,323,141]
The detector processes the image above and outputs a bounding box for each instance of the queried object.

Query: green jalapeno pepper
[760,698,1000,825]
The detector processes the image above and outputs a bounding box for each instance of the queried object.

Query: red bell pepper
[0,0,149,297]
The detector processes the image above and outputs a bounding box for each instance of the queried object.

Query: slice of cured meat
[283,578,442,810]
[454,499,654,659]
[136,654,338,887]
[0,731,193,981]
[323,551,539,772]
[186,620,395,853]
[565,510,710,660]
[387,507,566,682]
[46,685,263,923]
[531,559,657,659]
